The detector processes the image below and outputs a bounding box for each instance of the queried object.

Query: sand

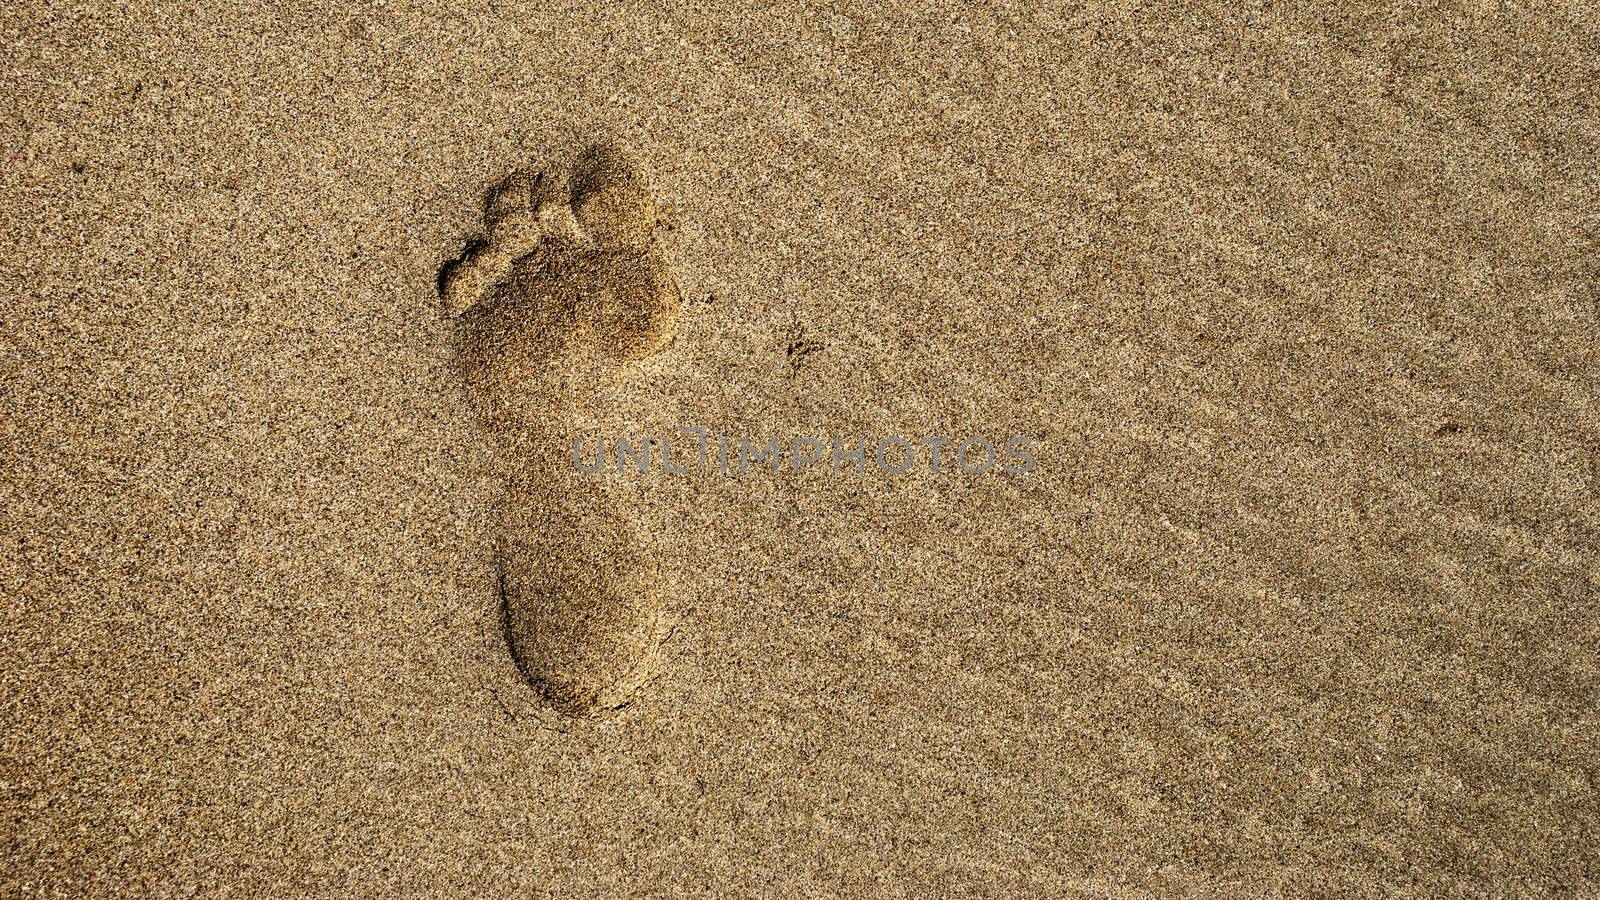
[4,2,1598,896]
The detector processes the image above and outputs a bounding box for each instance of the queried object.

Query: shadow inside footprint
[443,142,681,716]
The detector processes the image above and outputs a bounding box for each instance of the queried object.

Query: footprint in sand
[441,143,681,716]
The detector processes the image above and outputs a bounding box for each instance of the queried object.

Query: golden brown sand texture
[3,2,1598,896]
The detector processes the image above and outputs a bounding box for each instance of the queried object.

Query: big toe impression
[569,143,659,250]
